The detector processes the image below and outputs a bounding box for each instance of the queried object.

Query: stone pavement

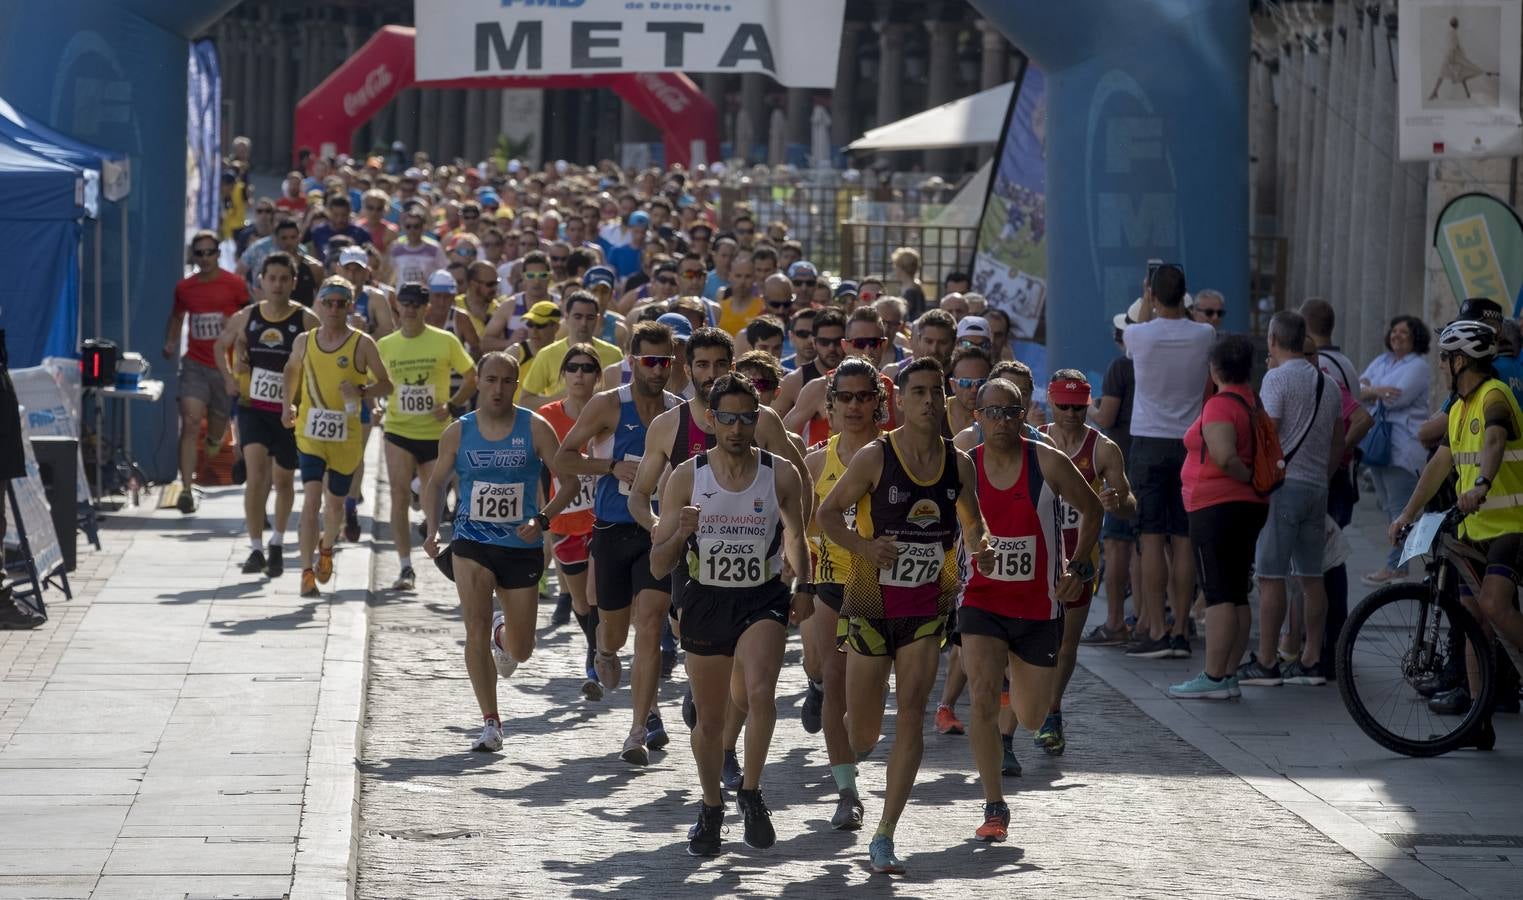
[0,441,379,900]
[354,479,1423,899]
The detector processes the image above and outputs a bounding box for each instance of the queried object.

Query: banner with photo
[416,0,844,88]
[1398,0,1522,161]
[970,64,1048,380]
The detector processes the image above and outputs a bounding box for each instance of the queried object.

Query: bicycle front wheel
[1336,582,1494,757]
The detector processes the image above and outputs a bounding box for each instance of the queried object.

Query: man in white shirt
[1121,264,1216,659]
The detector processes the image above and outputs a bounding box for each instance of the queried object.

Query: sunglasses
[978,404,1025,421]
[792,330,812,339]
[860,291,881,302]
[657,276,678,287]
[745,377,778,392]
[317,297,351,308]
[529,320,560,330]
[1053,403,1088,412]
[712,410,760,426]
[456,247,478,257]
[792,279,816,288]
[471,278,497,287]
[364,204,384,212]
[523,271,551,280]
[768,301,792,311]
[815,336,844,348]
[1198,308,1225,319]
[637,355,675,369]
[398,297,429,307]
[192,248,219,258]
[404,222,424,230]
[736,227,756,236]
[256,208,275,215]
[831,389,879,405]
[847,337,885,351]
[550,256,568,264]
[462,211,481,219]
[958,338,991,349]
[680,270,704,279]
[951,377,988,390]
[562,362,600,374]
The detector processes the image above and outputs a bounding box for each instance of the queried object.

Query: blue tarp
[0,95,126,209]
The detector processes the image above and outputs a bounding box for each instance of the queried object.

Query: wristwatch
[1475,474,1493,491]
[534,513,551,530]
[792,580,817,595]
[1066,559,1096,582]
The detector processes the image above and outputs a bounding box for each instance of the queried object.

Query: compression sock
[575,609,599,655]
[831,763,858,795]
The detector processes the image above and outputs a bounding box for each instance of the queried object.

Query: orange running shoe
[300,568,319,598]
[975,801,1009,843]
[935,705,965,735]
[316,544,334,583]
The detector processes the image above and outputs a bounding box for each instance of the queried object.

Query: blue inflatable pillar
[969,0,1249,378]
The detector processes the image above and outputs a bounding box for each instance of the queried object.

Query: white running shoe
[471,720,504,753]
[491,611,518,679]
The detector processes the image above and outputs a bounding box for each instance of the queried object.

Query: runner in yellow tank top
[800,357,884,833]
[283,277,392,598]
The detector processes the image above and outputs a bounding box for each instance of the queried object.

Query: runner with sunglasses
[453,261,506,358]
[816,356,994,875]
[376,282,478,591]
[785,307,899,448]
[539,345,607,700]
[481,250,556,350]
[960,376,1102,844]
[517,291,624,409]
[421,352,580,754]
[552,321,683,766]
[779,308,817,374]
[944,344,993,441]
[1035,370,1135,755]
[649,373,815,856]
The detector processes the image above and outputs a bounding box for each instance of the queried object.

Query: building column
[271,25,293,170]
[737,74,765,164]
[924,19,958,172]
[483,88,503,158]
[464,90,486,163]
[395,89,419,162]
[874,23,909,130]
[830,23,860,151]
[977,18,1008,90]
[418,89,439,162]
[786,87,811,151]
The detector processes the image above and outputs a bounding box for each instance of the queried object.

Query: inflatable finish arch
[295,26,720,169]
[969,0,1249,380]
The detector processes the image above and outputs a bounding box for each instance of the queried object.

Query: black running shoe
[687,803,724,857]
[176,490,196,514]
[550,593,572,628]
[646,711,670,751]
[240,549,266,574]
[682,689,697,729]
[264,545,284,578]
[721,749,742,791]
[231,457,246,486]
[801,680,824,735]
[736,788,775,849]
[343,504,361,543]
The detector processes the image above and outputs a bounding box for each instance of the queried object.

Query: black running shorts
[590,520,667,612]
[957,606,1062,668]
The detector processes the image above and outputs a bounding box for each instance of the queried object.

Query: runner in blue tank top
[553,320,682,766]
[422,352,578,755]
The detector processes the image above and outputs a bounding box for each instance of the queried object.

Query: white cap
[403,167,424,180]
[427,269,457,293]
[507,159,522,173]
[956,316,990,339]
[1113,298,1144,330]
[338,246,370,269]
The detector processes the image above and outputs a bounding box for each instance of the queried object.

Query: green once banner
[1431,192,1523,316]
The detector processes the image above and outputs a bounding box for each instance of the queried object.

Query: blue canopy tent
[0,131,89,368]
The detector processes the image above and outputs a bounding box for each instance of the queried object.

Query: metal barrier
[839,220,979,291]
[1248,235,1287,337]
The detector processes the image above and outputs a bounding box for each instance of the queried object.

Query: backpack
[1212,391,1285,497]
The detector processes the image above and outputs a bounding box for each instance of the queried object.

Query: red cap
[1047,379,1091,406]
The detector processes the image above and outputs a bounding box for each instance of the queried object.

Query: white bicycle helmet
[1438,319,1497,359]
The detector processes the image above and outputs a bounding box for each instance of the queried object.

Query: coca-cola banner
[415,0,844,89]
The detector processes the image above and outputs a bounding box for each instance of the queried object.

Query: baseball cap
[657,312,694,341]
[629,210,651,227]
[583,266,616,288]
[788,261,818,280]
[397,282,427,305]
[1113,298,1144,331]
[524,301,563,326]
[834,280,860,300]
[402,167,424,180]
[338,246,370,269]
[427,269,457,294]
[956,316,991,340]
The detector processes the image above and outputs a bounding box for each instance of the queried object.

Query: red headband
[1047,380,1091,406]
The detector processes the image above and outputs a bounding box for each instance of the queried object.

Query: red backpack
[1212,391,1285,497]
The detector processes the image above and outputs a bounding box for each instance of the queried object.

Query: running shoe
[687,803,724,857]
[594,650,622,692]
[1226,673,1242,699]
[801,680,824,734]
[343,501,361,543]
[934,705,965,735]
[682,689,697,729]
[231,457,246,486]
[471,720,503,753]
[736,788,775,849]
[1034,713,1065,755]
[1000,736,1022,776]
[721,749,742,791]
[300,568,319,598]
[582,666,604,702]
[620,729,649,766]
[646,711,669,751]
[868,835,905,875]
[1169,634,1192,659]
[1080,623,1130,645]
[831,790,864,831]
[316,544,334,584]
[264,545,284,578]
[975,801,1010,843]
[392,566,416,591]
[1168,671,1232,700]
[661,646,679,680]
[176,489,196,514]
[1125,634,1173,659]
[1283,660,1327,686]
[550,593,572,628]
[1237,654,1283,686]
[491,612,517,679]
[240,549,266,574]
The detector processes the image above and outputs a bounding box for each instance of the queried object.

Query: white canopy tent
[846,82,1014,152]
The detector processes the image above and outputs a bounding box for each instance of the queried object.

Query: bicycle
[1336,507,1496,756]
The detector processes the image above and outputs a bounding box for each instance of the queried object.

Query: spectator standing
[1085,303,1139,644]
[890,247,926,317]
[1121,264,1215,659]
[1358,315,1433,585]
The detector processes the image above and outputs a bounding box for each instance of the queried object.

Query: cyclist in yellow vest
[1392,320,1523,750]
[283,276,392,598]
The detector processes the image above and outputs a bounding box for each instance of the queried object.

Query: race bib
[190,312,223,341]
[985,534,1037,583]
[565,475,596,513]
[248,367,283,405]
[396,383,435,415]
[1056,499,1082,530]
[303,407,348,442]
[698,539,767,588]
[879,541,943,588]
[843,504,858,533]
[618,453,642,496]
[470,482,525,524]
